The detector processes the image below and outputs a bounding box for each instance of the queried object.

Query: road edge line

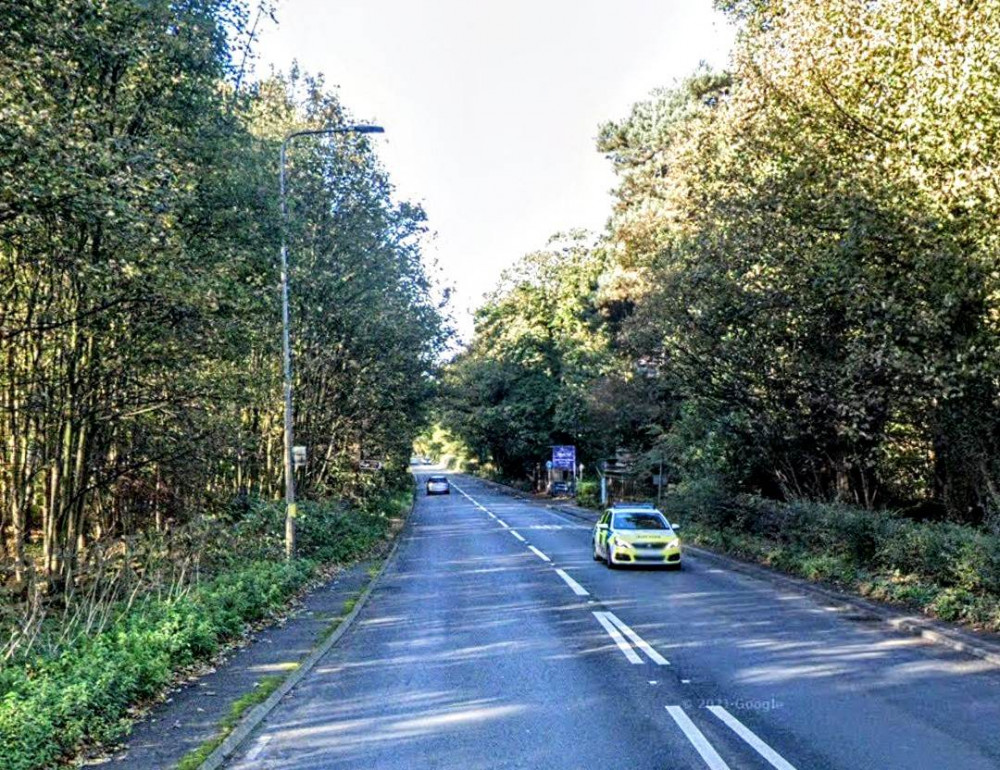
[196,484,415,770]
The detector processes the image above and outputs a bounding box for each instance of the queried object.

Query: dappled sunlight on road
[224,477,1000,770]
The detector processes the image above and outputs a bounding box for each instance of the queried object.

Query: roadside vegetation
[439,0,1000,631]
[0,485,410,770]
[665,484,1000,631]
[1,2,440,768]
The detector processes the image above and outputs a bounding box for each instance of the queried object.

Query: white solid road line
[510,530,526,542]
[497,519,510,528]
[555,568,589,596]
[666,706,732,770]
[603,611,669,665]
[593,611,643,664]
[707,706,799,770]
[528,545,551,562]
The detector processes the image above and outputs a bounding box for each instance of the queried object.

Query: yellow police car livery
[592,504,682,569]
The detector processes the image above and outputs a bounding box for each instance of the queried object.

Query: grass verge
[175,673,288,770]
[0,484,412,770]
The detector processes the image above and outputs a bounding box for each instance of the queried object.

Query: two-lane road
[227,473,1000,769]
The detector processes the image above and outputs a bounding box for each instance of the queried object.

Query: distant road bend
[226,473,1000,770]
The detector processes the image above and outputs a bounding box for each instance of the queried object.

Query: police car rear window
[613,513,669,530]
[428,476,447,482]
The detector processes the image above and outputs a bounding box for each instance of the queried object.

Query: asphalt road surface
[226,473,1000,769]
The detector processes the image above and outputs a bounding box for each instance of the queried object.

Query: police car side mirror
[671,523,681,532]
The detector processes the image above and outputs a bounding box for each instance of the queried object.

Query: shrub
[575,479,600,509]
[0,559,316,770]
[0,487,405,770]
[672,483,1000,632]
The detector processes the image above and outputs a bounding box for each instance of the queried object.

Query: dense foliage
[444,0,1000,531]
[441,233,618,478]
[666,484,1000,632]
[0,0,444,601]
[0,489,403,770]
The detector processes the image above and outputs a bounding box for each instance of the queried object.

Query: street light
[279,123,385,560]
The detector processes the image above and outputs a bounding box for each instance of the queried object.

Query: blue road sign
[552,445,576,470]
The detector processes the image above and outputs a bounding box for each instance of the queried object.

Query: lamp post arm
[279,123,384,561]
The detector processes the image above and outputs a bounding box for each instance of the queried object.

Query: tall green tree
[0,1,447,595]
[442,233,612,477]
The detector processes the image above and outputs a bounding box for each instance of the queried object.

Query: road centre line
[554,568,589,596]
[602,611,669,665]
[707,706,798,770]
[451,480,597,605]
[593,611,643,664]
[455,476,790,770]
[666,706,732,770]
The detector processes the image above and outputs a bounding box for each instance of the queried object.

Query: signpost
[552,445,577,493]
[292,445,307,470]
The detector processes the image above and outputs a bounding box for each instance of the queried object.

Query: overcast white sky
[255,0,735,340]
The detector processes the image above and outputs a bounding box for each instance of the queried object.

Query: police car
[592,503,682,569]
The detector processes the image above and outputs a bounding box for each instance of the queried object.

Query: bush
[672,484,1000,632]
[575,479,600,509]
[0,559,315,770]
[296,499,395,563]
[0,488,406,770]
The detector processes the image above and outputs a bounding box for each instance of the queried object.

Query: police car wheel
[593,540,601,561]
[606,551,616,570]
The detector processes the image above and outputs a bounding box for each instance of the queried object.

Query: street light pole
[279,123,384,560]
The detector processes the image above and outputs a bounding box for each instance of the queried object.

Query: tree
[442,233,613,478]
[0,2,447,595]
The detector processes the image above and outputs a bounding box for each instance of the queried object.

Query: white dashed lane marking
[666,706,731,770]
[554,568,589,596]
[447,478,799,770]
[707,706,799,770]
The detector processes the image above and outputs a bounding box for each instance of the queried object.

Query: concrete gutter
[465,474,1000,669]
[197,487,415,770]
